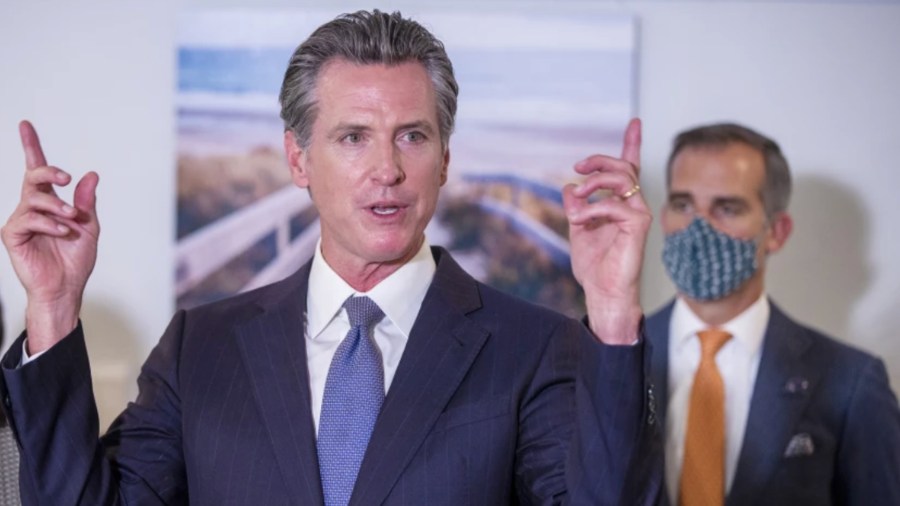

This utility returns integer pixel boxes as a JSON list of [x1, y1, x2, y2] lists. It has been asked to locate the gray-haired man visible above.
[[1, 11, 660, 505]]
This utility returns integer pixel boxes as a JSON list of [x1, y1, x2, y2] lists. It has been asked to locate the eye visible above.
[[401, 131, 426, 143], [715, 202, 744, 217], [668, 197, 692, 213], [342, 132, 363, 144]]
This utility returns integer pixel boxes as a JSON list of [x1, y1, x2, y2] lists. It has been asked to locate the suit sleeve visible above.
[[513, 317, 663, 505], [0, 312, 191, 505], [834, 356, 900, 505], [565, 320, 664, 505]]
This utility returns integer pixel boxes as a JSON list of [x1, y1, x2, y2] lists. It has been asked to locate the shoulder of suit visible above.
[[770, 303, 883, 369], [431, 248, 578, 343], [477, 278, 572, 323]]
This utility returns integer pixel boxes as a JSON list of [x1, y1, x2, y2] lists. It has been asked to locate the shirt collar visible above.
[[671, 293, 770, 355], [306, 239, 436, 339]]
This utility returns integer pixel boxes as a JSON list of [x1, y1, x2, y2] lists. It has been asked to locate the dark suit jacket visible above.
[[647, 299, 900, 506], [0, 247, 661, 505]]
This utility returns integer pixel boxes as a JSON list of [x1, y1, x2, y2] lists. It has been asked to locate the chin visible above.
[[363, 235, 422, 264]]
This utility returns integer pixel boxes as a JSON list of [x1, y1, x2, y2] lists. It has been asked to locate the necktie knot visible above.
[[344, 296, 384, 330], [697, 328, 732, 358]]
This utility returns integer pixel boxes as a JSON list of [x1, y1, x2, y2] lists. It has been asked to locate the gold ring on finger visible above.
[[620, 184, 641, 199]]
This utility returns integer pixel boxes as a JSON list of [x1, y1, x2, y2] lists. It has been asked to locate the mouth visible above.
[[367, 201, 408, 218], [371, 205, 401, 216]]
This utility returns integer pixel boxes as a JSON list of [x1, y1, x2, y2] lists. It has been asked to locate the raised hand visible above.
[[0, 120, 100, 353], [563, 118, 651, 344]]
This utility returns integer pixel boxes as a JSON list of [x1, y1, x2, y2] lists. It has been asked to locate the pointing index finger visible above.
[[20, 120, 48, 170], [621, 118, 641, 174]]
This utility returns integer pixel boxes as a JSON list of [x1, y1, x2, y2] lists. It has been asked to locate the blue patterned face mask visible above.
[[662, 217, 759, 301]]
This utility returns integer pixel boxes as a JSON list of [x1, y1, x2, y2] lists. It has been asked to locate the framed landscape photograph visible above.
[[175, 9, 637, 317]]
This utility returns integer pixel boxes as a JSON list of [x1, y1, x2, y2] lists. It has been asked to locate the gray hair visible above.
[[279, 9, 459, 149], [665, 122, 792, 220]]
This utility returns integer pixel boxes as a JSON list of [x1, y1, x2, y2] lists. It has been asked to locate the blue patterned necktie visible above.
[[317, 296, 385, 506]]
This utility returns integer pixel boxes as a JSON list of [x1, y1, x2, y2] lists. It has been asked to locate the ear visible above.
[[284, 130, 310, 188], [765, 211, 793, 254], [439, 146, 450, 186]]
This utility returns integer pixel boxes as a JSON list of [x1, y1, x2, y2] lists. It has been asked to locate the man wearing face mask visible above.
[[645, 122, 900, 506]]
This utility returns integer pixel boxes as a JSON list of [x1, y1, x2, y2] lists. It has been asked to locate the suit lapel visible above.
[[351, 248, 490, 506], [235, 264, 324, 506], [727, 303, 819, 506]]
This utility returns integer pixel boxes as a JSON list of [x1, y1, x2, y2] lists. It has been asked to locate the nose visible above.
[[692, 208, 711, 222], [371, 141, 405, 186]]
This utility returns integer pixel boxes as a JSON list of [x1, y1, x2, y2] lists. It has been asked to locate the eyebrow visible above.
[[667, 191, 692, 202], [396, 120, 437, 136], [711, 196, 749, 207], [667, 192, 750, 210], [327, 122, 371, 139]]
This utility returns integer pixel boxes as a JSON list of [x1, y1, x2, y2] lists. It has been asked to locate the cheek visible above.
[[733, 216, 769, 242], [417, 180, 441, 212], [719, 225, 758, 243], [308, 164, 352, 194], [411, 175, 443, 221], [407, 156, 447, 192]]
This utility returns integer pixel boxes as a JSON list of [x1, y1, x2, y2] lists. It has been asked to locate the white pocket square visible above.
[[784, 432, 815, 457]]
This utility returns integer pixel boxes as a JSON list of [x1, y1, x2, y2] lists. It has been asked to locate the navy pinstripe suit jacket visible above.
[[1, 247, 662, 505]]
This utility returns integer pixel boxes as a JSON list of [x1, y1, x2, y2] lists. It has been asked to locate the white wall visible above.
[[2, 0, 899, 426]]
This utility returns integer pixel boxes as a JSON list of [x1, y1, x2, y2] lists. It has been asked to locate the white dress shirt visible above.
[[305, 240, 435, 434], [665, 294, 769, 501]]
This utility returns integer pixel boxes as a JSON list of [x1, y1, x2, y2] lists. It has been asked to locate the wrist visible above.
[[584, 292, 642, 345], [25, 298, 81, 354]]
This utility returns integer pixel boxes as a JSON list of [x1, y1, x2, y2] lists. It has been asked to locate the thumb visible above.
[[564, 182, 595, 225], [73, 171, 100, 227]]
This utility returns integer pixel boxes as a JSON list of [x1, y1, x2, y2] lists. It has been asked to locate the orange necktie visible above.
[[680, 329, 732, 506]]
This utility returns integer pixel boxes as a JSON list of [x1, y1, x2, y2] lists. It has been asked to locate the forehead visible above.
[[313, 58, 437, 120], [669, 142, 766, 198]]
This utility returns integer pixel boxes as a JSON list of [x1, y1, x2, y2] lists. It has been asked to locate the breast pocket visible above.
[[768, 425, 837, 503]]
